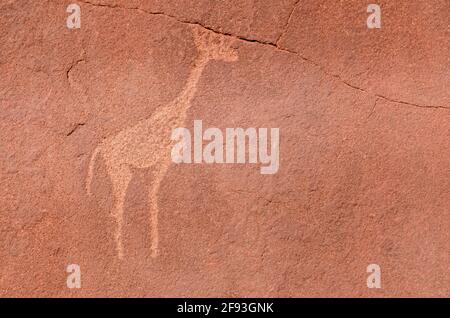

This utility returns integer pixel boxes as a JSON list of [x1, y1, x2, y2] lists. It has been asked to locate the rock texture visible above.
[[0, 0, 448, 297]]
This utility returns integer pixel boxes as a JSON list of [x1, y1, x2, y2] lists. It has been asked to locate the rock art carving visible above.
[[86, 27, 239, 259]]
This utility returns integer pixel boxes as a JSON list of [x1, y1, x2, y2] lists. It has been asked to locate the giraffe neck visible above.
[[144, 55, 210, 129], [168, 57, 209, 118]]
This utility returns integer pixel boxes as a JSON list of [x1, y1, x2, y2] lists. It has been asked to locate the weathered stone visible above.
[[0, 0, 448, 297]]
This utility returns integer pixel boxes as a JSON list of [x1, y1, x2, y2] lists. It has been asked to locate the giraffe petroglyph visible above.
[[86, 26, 239, 259]]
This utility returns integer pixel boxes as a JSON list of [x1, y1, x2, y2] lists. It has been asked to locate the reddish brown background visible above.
[[0, 0, 449, 297]]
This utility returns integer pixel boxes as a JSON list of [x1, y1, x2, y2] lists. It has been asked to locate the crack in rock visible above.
[[276, 0, 301, 45], [66, 123, 86, 136], [66, 59, 84, 79], [79, 0, 449, 111]]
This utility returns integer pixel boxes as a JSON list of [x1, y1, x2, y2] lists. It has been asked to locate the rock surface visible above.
[[0, 0, 448, 297]]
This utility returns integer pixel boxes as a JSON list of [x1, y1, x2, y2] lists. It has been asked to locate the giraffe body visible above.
[[87, 27, 238, 259]]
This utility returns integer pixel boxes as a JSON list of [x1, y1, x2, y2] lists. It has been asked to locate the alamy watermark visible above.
[[367, 264, 381, 288], [66, 4, 81, 29], [171, 120, 280, 174], [367, 4, 381, 29], [66, 264, 81, 289]]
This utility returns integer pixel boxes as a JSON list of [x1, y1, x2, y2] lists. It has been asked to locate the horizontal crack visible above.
[[79, 0, 449, 111], [375, 94, 449, 111]]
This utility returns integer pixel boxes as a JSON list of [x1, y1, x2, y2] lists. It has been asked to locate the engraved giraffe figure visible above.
[[86, 27, 238, 259]]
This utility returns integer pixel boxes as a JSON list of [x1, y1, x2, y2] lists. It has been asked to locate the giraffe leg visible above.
[[109, 164, 133, 259], [149, 164, 170, 258]]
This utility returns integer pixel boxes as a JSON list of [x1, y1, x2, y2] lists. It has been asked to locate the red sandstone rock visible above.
[[0, 0, 448, 297]]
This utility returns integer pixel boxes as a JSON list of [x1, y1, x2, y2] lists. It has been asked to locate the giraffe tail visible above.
[[86, 146, 100, 196]]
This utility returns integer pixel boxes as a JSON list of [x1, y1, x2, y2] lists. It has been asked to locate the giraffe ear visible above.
[[191, 26, 204, 42]]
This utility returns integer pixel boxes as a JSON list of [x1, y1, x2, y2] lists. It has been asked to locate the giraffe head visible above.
[[192, 27, 239, 62]]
